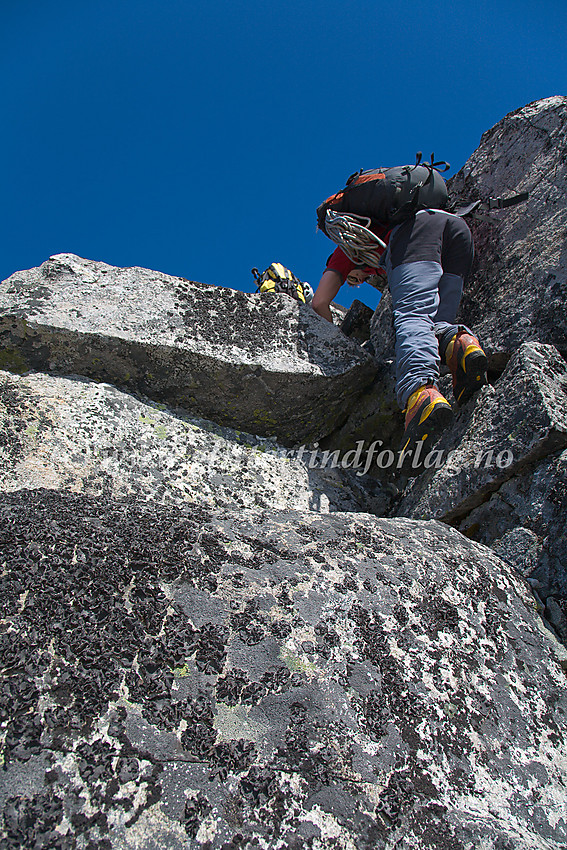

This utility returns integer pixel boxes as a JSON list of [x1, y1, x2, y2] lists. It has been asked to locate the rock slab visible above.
[[1, 489, 566, 849], [0, 254, 377, 445], [449, 96, 567, 362], [396, 342, 567, 523], [0, 369, 386, 514], [457, 448, 567, 599]]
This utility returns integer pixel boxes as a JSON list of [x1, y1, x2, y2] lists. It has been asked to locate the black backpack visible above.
[[317, 153, 450, 234]]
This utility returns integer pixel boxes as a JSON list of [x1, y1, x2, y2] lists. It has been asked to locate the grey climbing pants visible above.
[[383, 209, 474, 408]]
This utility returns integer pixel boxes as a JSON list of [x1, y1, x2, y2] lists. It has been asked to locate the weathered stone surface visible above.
[[1, 489, 566, 849], [449, 96, 567, 362], [319, 373, 403, 485], [0, 253, 377, 446], [458, 449, 567, 598], [369, 289, 397, 373], [340, 299, 374, 343], [349, 290, 408, 468], [546, 598, 567, 645], [2, 99, 567, 850], [395, 342, 567, 523], [0, 369, 389, 515], [490, 526, 543, 577], [329, 300, 348, 325]]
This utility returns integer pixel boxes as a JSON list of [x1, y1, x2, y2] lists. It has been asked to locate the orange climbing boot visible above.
[[445, 330, 488, 406], [400, 384, 453, 470]]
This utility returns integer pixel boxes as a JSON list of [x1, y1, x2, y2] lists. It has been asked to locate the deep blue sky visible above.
[[1, 0, 565, 311]]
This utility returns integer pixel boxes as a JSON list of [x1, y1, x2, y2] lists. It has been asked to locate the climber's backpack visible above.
[[252, 262, 312, 304], [317, 153, 451, 235], [316, 152, 529, 267]]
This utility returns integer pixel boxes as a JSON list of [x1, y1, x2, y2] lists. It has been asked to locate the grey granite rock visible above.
[[0, 369, 391, 515], [395, 342, 567, 523], [449, 96, 567, 363], [458, 448, 567, 597], [0, 253, 377, 446], [1, 489, 566, 849], [490, 527, 543, 577], [369, 289, 397, 373], [545, 598, 567, 644], [340, 299, 374, 343], [2, 98, 567, 850], [318, 373, 403, 486]]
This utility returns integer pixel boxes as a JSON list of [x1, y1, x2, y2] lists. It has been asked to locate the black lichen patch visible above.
[[179, 693, 217, 757], [375, 769, 415, 827], [239, 765, 280, 806], [0, 383, 50, 464], [184, 792, 212, 838], [231, 766, 290, 846], [174, 284, 275, 356], [374, 768, 453, 844], [350, 604, 391, 668], [241, 534, 295, 565], [418, 595, 460, 639], [313, 618, 341, 659], [195, 622, 230, 673], [0, 489, 213, 843], [334, 574, 359, 594], [208, 740, 258, 782], [230, 600, 267, 646], [2, 789, 67, 850], [73, 739, 163, 828], [273, 702, 356, 796], [216, 669, 266, 706], [269, 619, 293, 639], [350, 604, 428, 746], [355, 690, 388, 741], [2, 734, 162, 849], [405, 801, 467, 850]]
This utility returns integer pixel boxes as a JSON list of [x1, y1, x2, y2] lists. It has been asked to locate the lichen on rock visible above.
[[1, 490, 566, 849]]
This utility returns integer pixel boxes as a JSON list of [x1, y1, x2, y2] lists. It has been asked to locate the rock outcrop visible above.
[[0, 369, 388, 515], [395, 342, 567, 523], [1, 98, 567, 849], [1, 489, 566, 849], [363, 97, 567, 602], [368, 96, 567, 372], [449, 96, 567, 364], [0, 253, 377, 446]]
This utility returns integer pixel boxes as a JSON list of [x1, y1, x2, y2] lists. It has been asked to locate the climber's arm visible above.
[[311, 269, 343, 323]]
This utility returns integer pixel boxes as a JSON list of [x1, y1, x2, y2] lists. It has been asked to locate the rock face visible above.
[[340, 299, 374, 343], [392, 341, 567, 605], [0, 369, 387, 515], [1, 489, 566, 850], [0, 253, 377, 446], [450, 96, 567, 364], [1, 98, 567, 850], [395, 342, 567, 523], [362, 98, 567, 606], [458, 450, 567, 598]]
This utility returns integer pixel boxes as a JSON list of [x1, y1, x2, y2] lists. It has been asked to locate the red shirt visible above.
[[325, 228, 390, 282]]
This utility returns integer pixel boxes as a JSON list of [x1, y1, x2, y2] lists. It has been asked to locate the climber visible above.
[[312, 204, 488, 463]]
